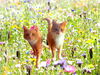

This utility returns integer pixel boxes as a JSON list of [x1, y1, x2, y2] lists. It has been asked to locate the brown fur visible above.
[[23, 25, 42, 68], [44, 18, 67, 60]]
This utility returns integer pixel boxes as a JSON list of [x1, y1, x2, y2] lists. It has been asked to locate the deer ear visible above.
[[34, 26, 39, 32], [23, 26, 28, 31], [60, 21, 67, 27], [52, 20, 57, 25]]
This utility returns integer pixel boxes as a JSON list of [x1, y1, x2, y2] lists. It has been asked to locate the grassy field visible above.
[[0, 0, 100, 75]]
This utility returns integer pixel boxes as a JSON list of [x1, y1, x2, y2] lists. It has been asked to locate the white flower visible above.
[[15, 64, 21, 68], [67, 61, 74, 65], [39, 61, 47, 68], [0, 58, 2, 62], [0, 15, 4, 19], [96, 22, 100, 27]]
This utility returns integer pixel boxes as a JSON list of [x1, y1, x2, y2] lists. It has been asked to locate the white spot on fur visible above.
[[55, 33, 64, 48], [28, 40, 37, 45]]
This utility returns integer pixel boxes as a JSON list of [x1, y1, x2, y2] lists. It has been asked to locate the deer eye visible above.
[[32, 33, 35, 36], [26, 33, 29, 36], [54, 28, 58, 31], [61, 29, 63, 31]]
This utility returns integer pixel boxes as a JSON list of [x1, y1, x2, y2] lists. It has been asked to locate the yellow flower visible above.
[[10, 25, 20, 29], [24, 20, 28, 23], [3, 66, 10, 72], [29, 58, 36, 62], [2, 72, 7, 75], [78, 29, 85, 34], [59, 70, 63, 72], [66, 37, 70, 40], [48, 13, 53, 16], [38, 12, 42, 15], [86, 39, 94, 43], [87, 64, 94, 68]]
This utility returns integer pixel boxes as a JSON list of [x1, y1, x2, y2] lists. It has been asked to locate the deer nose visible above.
[[57, 32, 60, 34]]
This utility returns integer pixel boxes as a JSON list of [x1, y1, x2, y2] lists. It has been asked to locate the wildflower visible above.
[[24, 0, 30, 3], [39, 59, 51, 68], [7, 72, 12, 74], [0, 57, 2, 62], [39, 61, 47, 68], [46, 59, 51, 66], [67, 61, 74, 65], [0, 15, 4, 19], [83, 68, 92, 74], [87, 64, 94, 69], [69, 25, 74, 28], [26, 51, 30, 54], [26, 65, 32, 75], [11, 25, 20, 29], [29, 58, 36, 62], [98, 39, 100, 43], [81, 53, 86, 58], [32, 20, 36, 23], [86, 39, 94, 43], [53, 59, 67, 69], [12, 55, 16, 60], [89, 28, 92, 32], [76, 60, 83, 67], [95, 22, 100, 27], [67, 13, 74, 18], [15, 64, 21, 68], [0, 42, 5, 45], [47, 0, 51, 2], [73, 72, 77, 75], [86, 18, 92, 21], [64, 65, 76, 73], [71, 9, 75, 12], [0, 27, 4, 30], [26, 60, 29, 62]]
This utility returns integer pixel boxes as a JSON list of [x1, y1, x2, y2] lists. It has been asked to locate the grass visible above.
[[0, 0, 100, 75]]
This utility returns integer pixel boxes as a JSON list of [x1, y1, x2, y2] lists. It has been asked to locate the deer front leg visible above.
[[51, 47, 56, 61], [36, 50, 41, 68], [58, 47, 62, 59]]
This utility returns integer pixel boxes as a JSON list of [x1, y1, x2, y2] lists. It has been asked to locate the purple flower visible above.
[[32, 20, 36, 23], [53, 59, 67, 69], [89, 28, 92, 32], [24, 0, 30, 3], [26, 51, 30, 54], [47, 0, 51, 2], [0, 42, 5, 45], [26, 60, 29, 62], [81, 53, 86, 58], [86, 18, 92, 21], [71, 9, 75, 12], [77, 60, 83, 67], [73, 72, 77, 75], [83, 68, 92, 74]]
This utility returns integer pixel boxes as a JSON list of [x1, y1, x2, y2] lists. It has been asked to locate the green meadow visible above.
[[0, 0, 100, 75]]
